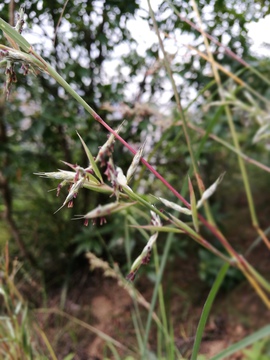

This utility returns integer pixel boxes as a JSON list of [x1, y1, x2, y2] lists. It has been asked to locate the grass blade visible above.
[[210, 325, 270, 360], [191, 263, 229, 360], [0, 18, 31, 52], [189, 177, 199, 232], [76, 131, 103, 183], [129, 225, 184, 233]]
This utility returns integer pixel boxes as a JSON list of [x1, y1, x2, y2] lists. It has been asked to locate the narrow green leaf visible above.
[[130, 225, 184, 233], [169, 214, 198, 237], [142, 233, 174, 358], [83, 182, 115, 194], [76, 132, 103, 183], [131, 311, 144, 355], [189, 177, 199, 232], [191, 263, 229, 360], [0, 18, 31, 52], [85, 173, 100, 185], [210, 325, 270, 360]]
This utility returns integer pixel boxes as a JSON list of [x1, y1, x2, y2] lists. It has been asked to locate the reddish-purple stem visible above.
[[94, 113, 190, 207], [94, 112, 249, 270]]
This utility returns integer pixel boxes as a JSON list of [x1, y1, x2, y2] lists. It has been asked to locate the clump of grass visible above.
[[0, 244, 55, 359]]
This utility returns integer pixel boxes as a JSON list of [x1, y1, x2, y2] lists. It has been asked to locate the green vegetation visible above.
[[0, 0, 270, 358]]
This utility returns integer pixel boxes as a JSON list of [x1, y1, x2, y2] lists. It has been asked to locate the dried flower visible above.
[[158, 173, 225, 216], [74, 201, 135, 224], [127, 212, 161, 281], [126, 140, 146, 184], [196, 172, 225, 209], [158, 197, 192, 215], [95, 121, 125, 166], [54, 177, 85, 213], [34, 170, 77, 181]]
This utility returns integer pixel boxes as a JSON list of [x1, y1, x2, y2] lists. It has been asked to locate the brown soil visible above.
[[31, 241, 270, 360]]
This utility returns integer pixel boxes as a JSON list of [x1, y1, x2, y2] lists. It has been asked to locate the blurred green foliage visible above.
[[198, 248, 244, 290], [0, 0, 270, 289], [242, 338, 270, 359]]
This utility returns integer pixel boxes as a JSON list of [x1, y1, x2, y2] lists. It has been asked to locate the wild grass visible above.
[[0, 1, 270, 359]]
